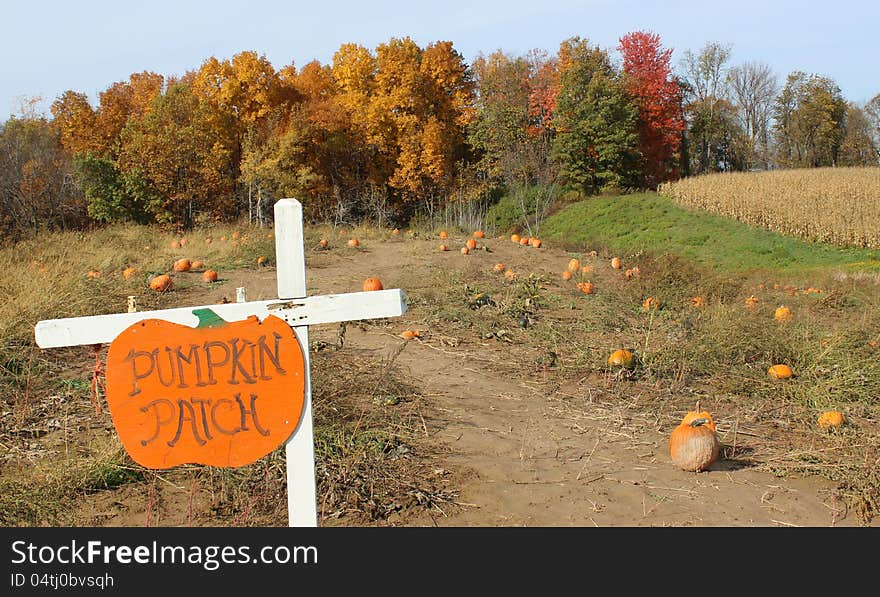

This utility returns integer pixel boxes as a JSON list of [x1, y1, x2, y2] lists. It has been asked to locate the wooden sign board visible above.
[[104, 313, 305, 469]]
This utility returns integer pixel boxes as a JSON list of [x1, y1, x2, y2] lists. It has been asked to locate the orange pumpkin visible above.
[[817, 411, 845, 429], [768, 364, 793, 379], [568, 258, 580, 272], [493, 263, 506, 273], [473, 230, 485, 239], [774, 306, 792, 321], [519, 237, 529, 246], [580, 265, 594, 275], [691, 296, 705, 307], [173, 258, 192, 272], [363, 277, 384, 291], [191, 260, 205, 270], [588, 250, 598, 258], [219, 236, 227, 242], [202, 270, 218, 283], [562, 270, 573, 280], [611, 257, 622, 269], [171, 257, 192, 272], [532, 239, 542, 248], [439, 231, 448, 239], [319, 239, 329, 248], [204, 237, 213, 245], [347, 238, 360, 248], [87, 270, 101, 279], [577, 281, 595, 294], [149, 274, 173, 292], [392, 228, 400, 235], [607, 349, 634, 369], [104, 312, 306, 469], [745, 295, 760, 309], [439, 244, 449, 252], [461, 246, 470, 255], [669, 417, 720, 472], [503, 269, 517, 280], [256, 255, 268, 266], [511, 234, 521, 243], [400, 330, 421, 340], [122, 267, 137, 280], [231, 231, 241, 240], [466, 238, 477, 250]]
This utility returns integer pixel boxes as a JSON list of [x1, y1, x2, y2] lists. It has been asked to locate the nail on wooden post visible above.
[[127, 296, 137, 313], [236, 287, 247, 303]]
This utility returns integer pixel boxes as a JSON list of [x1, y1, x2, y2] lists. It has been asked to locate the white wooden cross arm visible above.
[[34, 290, 407, 349], [32, 199, 407, 528]]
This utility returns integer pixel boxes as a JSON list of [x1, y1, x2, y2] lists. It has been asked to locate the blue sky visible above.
[[2, 0, 877, 119]]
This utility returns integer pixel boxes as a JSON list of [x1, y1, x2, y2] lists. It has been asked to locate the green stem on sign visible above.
[[193, 308, 227, 329]]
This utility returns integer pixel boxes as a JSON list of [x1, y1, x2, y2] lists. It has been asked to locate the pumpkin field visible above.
[[2, 191, 880, 527]]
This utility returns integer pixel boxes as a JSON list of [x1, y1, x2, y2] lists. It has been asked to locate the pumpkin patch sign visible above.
[[34, 199, 408, 526], [104, 311, 306, 469]]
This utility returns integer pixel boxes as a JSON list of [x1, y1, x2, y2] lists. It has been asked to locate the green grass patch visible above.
[[542, 192, 880, 272]]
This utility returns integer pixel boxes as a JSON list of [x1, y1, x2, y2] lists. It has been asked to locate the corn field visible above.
[[658, 167, 880, 249]]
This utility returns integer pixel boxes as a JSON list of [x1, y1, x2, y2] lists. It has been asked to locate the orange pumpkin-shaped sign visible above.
[[104, 311, 306, 469]]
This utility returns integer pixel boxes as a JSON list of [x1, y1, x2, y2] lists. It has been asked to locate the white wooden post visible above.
[[33, 198, 407, 528], [274, 199, 317, 527]]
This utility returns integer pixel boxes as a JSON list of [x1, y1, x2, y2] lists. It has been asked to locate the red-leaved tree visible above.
[[618, 31, 685, 187]]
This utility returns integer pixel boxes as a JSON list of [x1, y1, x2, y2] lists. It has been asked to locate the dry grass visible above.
[[658, 167, 880, 249]]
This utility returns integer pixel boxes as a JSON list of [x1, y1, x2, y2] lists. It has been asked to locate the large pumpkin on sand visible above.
[[104, 312, 305, 469], [669, 401, 721, 472]]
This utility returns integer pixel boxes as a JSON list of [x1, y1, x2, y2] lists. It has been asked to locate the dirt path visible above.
[[185, 233, 866, 527]]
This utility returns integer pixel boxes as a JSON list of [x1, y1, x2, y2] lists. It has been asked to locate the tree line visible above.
[[1, 32, 878, 239]]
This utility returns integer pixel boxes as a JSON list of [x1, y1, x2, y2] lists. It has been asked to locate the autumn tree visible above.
[[772, 71, 847, 168], [242, 60, 363, 222], [193, 51, 283, 221], [864, 93, 880, 163], [552, 37, 639, 194], [92, 71, 165, 156], [469, 50, 532, 185], [0, 114, 85, 237], [468, 49, 561, 233], [679, 42, 741, 173], [192, 51, 281, 127], [839, 102, 879, 166], [726, 61, 777, 169], [50, 91, 98, 156], [116, 83, 237, 227], [618, 30, 685, 187], [358, 37, 475, 221]]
